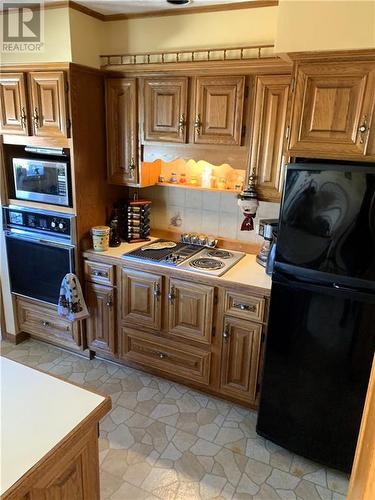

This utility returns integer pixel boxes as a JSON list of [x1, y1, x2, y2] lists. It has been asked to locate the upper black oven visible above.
[[9, 146, 72, 207]]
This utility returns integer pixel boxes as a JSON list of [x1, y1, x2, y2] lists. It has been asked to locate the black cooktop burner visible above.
[[189, 258, 225, 270], [207, 249, 233, 259]]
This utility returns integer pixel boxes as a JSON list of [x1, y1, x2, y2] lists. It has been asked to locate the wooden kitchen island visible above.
[[0, 357, 111, 499]]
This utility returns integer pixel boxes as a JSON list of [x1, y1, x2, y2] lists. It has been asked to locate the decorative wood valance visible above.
[[100, 44, 275, 69]]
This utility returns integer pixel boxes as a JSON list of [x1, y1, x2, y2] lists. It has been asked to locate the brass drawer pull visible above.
[[20, 107, 27, 128], [158, 351, 168, 360], [233, 302, 256, 312], [153, 282, 161, 298], [168, 285, 176, 303], [223, 324, 230, 343], [128, 157, 136, 174], [194, 114, 202, 135], [358, 115, 369, 144], [42, 320, 50, 327], [32, 107, 39, 128], [106, 297, 113, 308], [92, 270, 108, 278], [178, 114, 186, 134]]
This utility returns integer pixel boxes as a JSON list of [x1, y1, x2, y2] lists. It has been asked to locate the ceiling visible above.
[[72, 0, 259, 16]]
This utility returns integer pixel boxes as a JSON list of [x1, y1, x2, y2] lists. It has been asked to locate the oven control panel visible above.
[[3, 206, 74, 239]]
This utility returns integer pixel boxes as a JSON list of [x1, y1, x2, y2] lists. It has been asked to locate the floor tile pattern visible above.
[[1, 339, 349, 499]]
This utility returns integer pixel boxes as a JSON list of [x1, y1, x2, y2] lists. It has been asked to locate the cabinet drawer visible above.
[[84, 260, 114, 286], [16, 297, 80, 347], [120, 328, 211, 385], [224, 291, 265, 322]]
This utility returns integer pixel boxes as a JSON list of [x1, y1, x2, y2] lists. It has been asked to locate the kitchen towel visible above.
[[58, 273, 89, 322]]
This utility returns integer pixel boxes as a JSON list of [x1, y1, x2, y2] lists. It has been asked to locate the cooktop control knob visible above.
[[50, 220, 57, 228], [58, 221, 65, 230]]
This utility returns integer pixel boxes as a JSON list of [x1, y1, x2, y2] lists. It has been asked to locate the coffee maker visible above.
[[256, 219, 278, 268]]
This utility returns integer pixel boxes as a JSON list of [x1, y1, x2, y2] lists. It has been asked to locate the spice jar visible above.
[[179, 173, 187, 184]]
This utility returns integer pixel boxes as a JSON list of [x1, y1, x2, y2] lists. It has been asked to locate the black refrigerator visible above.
[[256, 162, 375, 473]]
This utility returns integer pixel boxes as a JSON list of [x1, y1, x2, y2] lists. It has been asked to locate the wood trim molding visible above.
[[42, 0, 278, 22], [288, 48, 375, 62]]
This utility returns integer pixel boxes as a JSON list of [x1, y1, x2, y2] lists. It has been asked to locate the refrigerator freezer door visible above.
[[276, 164, 375, 283], [256, 274, 375, 472]]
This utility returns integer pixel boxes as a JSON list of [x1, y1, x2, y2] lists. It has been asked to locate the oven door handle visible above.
[[4, 230, 74, 249]]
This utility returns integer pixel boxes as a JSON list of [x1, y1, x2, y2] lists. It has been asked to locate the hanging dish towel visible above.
[[58, 273, 89, 322]]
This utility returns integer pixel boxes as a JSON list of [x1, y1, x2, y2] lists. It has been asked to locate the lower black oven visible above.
[[3, 206, 76, 304]]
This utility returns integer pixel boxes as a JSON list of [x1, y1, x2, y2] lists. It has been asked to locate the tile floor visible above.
[[1, 339, 350, 500]]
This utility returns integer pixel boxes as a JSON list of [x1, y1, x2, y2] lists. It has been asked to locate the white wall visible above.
[[276, 0, 375, 53], [0, 7, 72, 65], [102, 6, 278, 55]]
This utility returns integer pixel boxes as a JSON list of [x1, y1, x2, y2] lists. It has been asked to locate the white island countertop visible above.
[[83, 238, 272, 294], [0, 357, 109, 496]]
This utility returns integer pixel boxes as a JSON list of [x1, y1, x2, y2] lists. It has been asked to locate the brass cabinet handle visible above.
[[153, 282, 161, 298], [168, 285, 176, 303], [223, 324, 230, 343], [128, 157, 136, 174], [158, 352, 167, 360], [178, 114, 186, 135], [233, 302, 256, 312], [42, 320, 50, 327], [194, 114, 202, 135], [106, 296, 113, 308], [358, 115, 369, 144], [93, 270, 108, 278], [32, 107, 39, 128], [20, 107, 27, 129]]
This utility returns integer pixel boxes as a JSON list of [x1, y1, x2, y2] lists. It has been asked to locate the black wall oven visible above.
[[3, 206, 76, 304]]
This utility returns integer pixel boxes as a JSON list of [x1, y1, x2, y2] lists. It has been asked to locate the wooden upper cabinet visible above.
[[250, 75, 290, 202], [193, 75, 245, 145], [289, 61, 375, 158], [121, 268, 162, 331], [28, 71, 68, 138], [0, 73, 28, 135], [106, 78, 138, 185], [86, 282, 115, 356], [143, 77, 188, 143], [220, 316, 263, 403], [168, 278, 214, 344]]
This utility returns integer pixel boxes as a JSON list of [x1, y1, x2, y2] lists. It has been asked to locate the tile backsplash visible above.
[[141, 186, 280, 246]]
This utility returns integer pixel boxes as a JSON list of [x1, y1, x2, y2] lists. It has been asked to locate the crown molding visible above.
[[42, 0, 277, 22]]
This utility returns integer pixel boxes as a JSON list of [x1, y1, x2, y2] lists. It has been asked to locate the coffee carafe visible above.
[[256, 219, 278, 268]]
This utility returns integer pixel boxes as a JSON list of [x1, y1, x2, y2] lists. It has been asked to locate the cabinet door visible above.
[[194, 75, 245, 145], [250, 75, 290, 202], [220, 317, 263, 403], [289, 62, 375, 157], [143, 77, 188, 143], [0, 73, 29, 135], [168, 278, 214, 344], [121, 268, 162, 330], [106, 78, 138, 185], [86, 282, 115, 355], [28, 71, 68, 137]]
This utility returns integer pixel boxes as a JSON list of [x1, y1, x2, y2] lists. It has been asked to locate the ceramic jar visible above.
[[91, 226, 110, 252]]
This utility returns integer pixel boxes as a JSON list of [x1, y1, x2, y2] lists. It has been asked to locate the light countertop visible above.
[[83, 238, 272, 293], [0, 357, 108, 496]]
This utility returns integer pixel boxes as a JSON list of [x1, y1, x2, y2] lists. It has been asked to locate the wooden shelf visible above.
[[156, 182, 241, 194]]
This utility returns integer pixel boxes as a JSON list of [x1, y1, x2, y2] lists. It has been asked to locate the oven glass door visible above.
[[6, 234, 74, 304], [13, 158, 70, 207]]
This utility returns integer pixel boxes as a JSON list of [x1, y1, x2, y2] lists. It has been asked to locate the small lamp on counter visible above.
[[237, 169, 259, 231]]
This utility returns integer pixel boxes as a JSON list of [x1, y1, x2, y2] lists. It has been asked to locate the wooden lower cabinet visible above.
[[120, 327, 211, 385], [16, 296, 81, 350], [4, 424, 103, 500], [168, 278, 214, 344], [86, 282, 115, 356], [120, 268, 162, 330], [220, 316, 263, 404]]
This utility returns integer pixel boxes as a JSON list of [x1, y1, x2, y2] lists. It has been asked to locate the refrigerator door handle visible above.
[[333, 283, 362, 293]]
